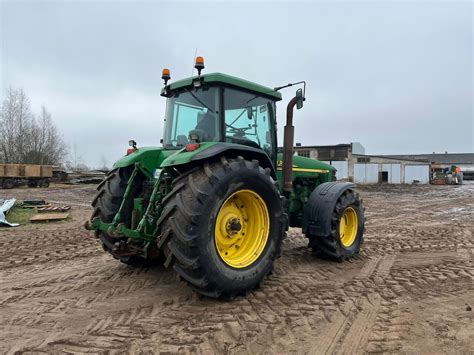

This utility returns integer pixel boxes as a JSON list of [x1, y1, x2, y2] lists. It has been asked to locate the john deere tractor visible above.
[[86, 57, 365, 298]]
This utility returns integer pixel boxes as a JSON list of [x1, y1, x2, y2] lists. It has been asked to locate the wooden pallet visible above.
[[37, 206, 71, 213], [30, 213, 69, 222]]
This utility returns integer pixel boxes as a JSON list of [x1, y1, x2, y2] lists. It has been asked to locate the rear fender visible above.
[[302, 182, 355, 236], [161, 142, 277, 179]]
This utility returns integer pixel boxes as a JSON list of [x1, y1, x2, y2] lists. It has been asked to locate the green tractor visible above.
[[86, 57, 365, 298]]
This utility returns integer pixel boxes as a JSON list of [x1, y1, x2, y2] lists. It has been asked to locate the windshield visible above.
[[163, 87, 220, 148]]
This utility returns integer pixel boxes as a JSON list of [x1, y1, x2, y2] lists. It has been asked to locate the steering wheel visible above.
[[225, 123, 252, 136]]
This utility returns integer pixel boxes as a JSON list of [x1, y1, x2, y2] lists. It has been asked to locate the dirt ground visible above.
[[1, 182, 473, 354]]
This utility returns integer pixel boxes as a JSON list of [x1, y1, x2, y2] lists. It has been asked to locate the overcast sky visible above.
[[1, 0, 472, 168]]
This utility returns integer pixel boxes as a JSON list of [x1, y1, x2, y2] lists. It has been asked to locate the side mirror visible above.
[[247, 106, 253, 119], [296, 88, 304, 110]]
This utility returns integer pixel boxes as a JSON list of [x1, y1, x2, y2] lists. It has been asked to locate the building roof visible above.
[[384, 153, 474, 165], [293, 143, 352, 149], [161, 72, 282, 100], [352, 154, 430, 163]]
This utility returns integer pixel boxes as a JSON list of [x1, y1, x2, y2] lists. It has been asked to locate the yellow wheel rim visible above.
[[339, 207, 358, 247], [214, 189, 270, 268]]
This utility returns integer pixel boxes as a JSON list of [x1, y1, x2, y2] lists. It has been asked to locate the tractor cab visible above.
[[160, 68, 282, 164]]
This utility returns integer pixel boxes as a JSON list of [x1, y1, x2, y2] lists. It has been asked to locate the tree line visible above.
[[0, 87, 67, 165]]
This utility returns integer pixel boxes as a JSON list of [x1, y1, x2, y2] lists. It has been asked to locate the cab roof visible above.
[[161, 72, 282, 101]]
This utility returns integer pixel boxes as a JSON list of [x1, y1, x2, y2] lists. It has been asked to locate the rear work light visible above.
[[185, 143, 200, 152]]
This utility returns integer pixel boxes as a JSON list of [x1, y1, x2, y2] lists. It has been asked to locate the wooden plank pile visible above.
[[19, 200, 71, 222]]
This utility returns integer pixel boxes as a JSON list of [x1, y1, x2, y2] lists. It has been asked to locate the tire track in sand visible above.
[[310, 253, 394, 354]]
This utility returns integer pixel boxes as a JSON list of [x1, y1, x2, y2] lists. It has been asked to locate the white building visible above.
[[293, 142, 431, 184]]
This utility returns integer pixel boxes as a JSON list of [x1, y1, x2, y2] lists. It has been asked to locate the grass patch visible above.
[[4, 207, 36, 225]]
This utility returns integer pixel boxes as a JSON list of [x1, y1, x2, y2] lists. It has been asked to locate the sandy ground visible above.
[[1, 182, 473, 354]]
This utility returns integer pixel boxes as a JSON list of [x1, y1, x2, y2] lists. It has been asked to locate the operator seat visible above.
[[192, 111, 217, 142]]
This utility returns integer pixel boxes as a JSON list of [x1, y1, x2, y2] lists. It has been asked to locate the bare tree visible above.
[[0, 88, 16, 162], [71, 142, 82, 169], [0, 87, 32, 163], [15, 89, 32, 162], [0, 87, 68, 165], [26, 106, 67, 165]]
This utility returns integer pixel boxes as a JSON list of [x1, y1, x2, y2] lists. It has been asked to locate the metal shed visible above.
[[329, 161, 349, 180], [381, 163, 401, 184], [404, 165, 430, 184], [354, 163, 379, 184], [350, 155, 430, 184]]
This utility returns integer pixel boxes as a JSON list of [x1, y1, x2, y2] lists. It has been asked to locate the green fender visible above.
[[160, 142, 277, 178], [113, 147, 177, 177], [113, 142, 277, 179]]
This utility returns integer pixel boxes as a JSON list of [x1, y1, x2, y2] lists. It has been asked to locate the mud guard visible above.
[[163, 142, 277, 180], [195, 144, 276, 177], [302, 182, 356, 237]]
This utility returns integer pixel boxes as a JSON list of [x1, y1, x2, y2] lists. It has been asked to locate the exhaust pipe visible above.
[[282, 96, 299, 196]]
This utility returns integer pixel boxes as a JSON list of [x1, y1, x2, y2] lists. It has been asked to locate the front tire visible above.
[[306, 189, 365, 261], [160, 157, 286, 298], [91, 167, 150, 266]]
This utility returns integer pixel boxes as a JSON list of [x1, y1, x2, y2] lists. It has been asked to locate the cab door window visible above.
[[223, 88, 275, 159]]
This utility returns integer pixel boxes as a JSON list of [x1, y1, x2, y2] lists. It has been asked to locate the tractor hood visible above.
[[113, 146, 177, 177], [277, 153, 335, 174]]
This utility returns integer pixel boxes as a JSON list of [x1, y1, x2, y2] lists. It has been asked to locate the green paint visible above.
[[114, 142, 227, 175], [275, 154, 335, 226], [275, 153, 335, 190], [89, 217, 155, 242], [161, 72, 282, 100], [160, 142, 220, 167], [113, 147, 178, 175], [112, 165, 139, 225], [113, 143, 226, 171]]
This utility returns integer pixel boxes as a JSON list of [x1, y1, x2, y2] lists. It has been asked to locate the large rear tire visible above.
[[306, 189, 365, 261], [159, 157, 286, 298], [91, 167, 151, 266]]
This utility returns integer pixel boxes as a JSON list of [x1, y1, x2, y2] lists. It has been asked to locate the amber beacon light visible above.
[[162, 68, 171, 85], [195, 56, 205, 75]]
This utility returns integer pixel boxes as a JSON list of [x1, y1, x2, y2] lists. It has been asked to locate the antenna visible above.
[[191, 48, 197, 77]]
